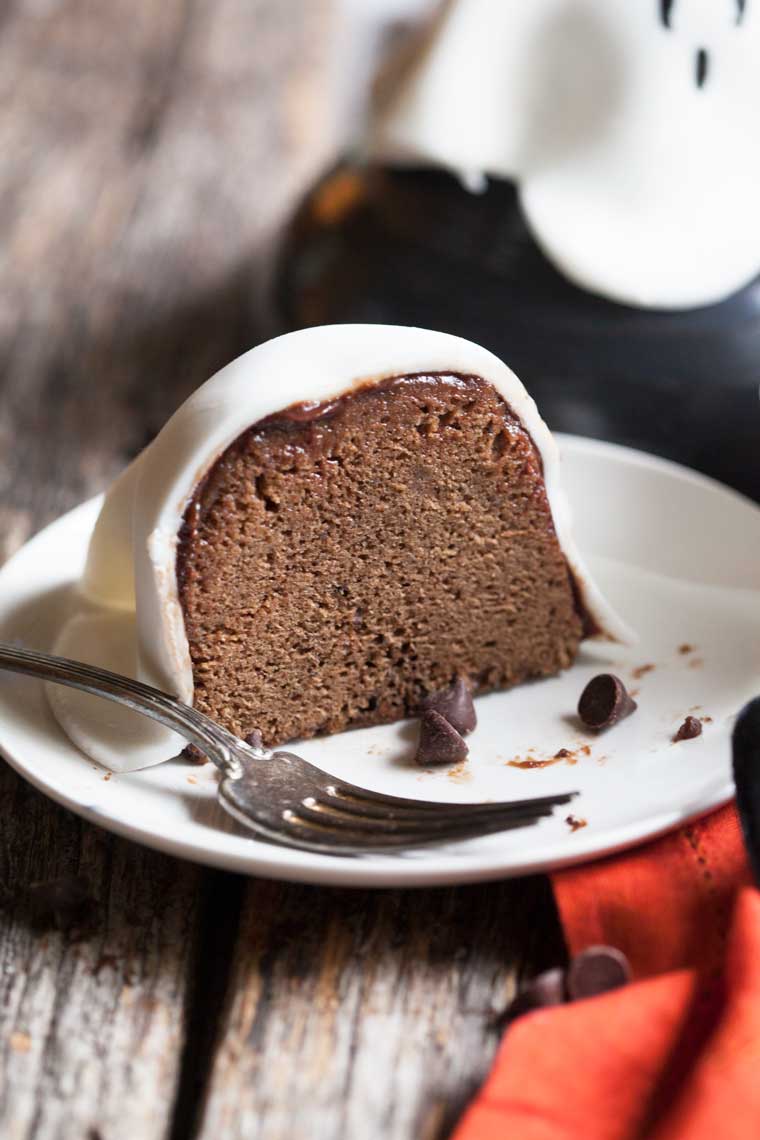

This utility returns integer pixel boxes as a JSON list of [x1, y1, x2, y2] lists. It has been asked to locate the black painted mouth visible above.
[[695, 47, 709, 89]]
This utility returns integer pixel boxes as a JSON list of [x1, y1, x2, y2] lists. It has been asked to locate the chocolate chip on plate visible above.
[[566, 946, 632, 1001], [420, 676, 477, 736], [415, 709, 469, 767], [181, 743, 207, 765], [578, 674, 637, 732], [673, 715, 702, 743]]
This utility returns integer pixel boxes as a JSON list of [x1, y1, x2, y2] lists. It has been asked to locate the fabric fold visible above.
[[454, 805, 758, 1140]]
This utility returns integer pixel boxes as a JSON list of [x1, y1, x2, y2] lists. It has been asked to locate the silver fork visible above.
[[0, 643, 577, 856]]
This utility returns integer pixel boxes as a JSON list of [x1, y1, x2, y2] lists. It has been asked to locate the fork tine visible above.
[[292, 799, 562, 835], [220, 748, 577, 856], [267, 754, 569, 815], [327, 782, 577, 817], [307, 790, 575, 826], [268, 751, 575, 817], [275, 808, 554, 852]]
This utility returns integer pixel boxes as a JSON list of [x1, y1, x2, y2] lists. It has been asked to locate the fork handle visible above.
[[0, 641, 243, 778]]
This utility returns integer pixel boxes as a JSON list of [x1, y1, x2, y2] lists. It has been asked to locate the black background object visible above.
[[277, 165, 760, 503], [733, 698, 760, 885]]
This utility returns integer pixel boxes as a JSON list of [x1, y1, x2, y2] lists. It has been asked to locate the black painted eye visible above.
[[662, 0, 748, 30], [660, 0, 676, 29]]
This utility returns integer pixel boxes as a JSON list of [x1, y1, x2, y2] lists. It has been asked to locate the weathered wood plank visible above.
[[0, 762, 205, 1140], [0, 1, 333, 1136], [197, 877, 564, 1140], [0, 0, 333, 529]]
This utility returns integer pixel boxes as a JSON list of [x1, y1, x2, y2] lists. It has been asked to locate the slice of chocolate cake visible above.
[[177, 374, 587, 744], [49, 325, 630, 770]]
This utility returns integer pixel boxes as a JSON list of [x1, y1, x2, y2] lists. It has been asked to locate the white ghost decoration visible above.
[[368, 0, 760, 309]]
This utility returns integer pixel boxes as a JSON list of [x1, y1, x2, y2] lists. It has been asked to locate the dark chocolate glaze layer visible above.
[[277, 164, 760, 502]]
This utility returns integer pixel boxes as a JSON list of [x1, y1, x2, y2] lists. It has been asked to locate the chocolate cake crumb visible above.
[[420, 676, 477, 735], [554, 748, 572, 759], [181, 743, 207, 765], [566, 947, 631, 1000], [415, 710, 468, 767], [565, 814, 588, 832], [678, 644, 695, 655], [244, 730, 265, 753], [509, 754, 573, 769], [673, 716, 702, 742], [578, 674, 637, 732], [632, 663, 655, 680]]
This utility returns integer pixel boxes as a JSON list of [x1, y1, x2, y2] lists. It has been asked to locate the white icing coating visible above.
[[368, 0, 760, 309], [51, 324, 632, 771]]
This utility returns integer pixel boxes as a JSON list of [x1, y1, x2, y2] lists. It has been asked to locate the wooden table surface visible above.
[[0, 3, 565, 1137]]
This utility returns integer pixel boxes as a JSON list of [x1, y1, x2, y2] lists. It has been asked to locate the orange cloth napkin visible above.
[[454, 805, 760, 1140]]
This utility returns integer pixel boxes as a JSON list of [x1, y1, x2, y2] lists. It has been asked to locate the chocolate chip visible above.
[[415, 710, 469, 767], [25, 875, 98, 933], [420, 676, 477, 735], [578, 674, 637, 731], [673, 715, 702, 742], [566, 946, 631, 1000], [244, 729, 265, 752], [181, 743, 207, 765], [502, 967, 567, 1022]]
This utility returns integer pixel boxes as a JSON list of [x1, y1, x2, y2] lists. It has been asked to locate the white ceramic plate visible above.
[[1, 436, 759, 886]]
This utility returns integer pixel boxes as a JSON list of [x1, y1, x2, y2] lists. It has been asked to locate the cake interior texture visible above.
[[177, 373, 585, 746]]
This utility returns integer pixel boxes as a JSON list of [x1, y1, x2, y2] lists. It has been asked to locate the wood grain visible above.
[[0, 2, 333, 1137], [0, 761, 204, 1140], [0, 0, 333, 533], [198, 877, 564, 1140]]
